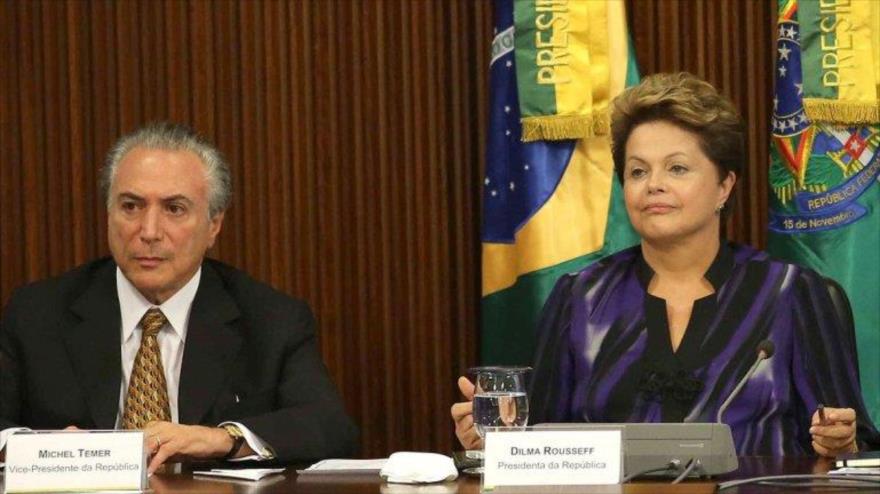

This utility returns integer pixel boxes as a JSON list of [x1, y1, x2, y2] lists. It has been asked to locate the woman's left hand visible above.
[[810, 407, 858, 457]]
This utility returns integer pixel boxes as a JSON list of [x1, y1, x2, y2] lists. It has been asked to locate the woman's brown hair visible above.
[[610, 72, 745, 208]]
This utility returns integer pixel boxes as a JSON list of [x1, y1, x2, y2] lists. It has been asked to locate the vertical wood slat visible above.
[[88, 1, 113, 255], [0, 0, 24, 291], [348, 0, 372, 453], [164, 0, 191, 124], [1, 0, 776, 457], [66, 0, 91, 266], [41, 0, 69, 275], [19, 0, 49, 282]]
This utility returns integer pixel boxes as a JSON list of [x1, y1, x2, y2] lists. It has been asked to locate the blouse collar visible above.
[[635, 241, 735, 290]]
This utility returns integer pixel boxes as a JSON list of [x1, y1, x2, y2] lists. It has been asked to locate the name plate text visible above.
[[5, 430, 147, 493], [483, 429, 622, 489]]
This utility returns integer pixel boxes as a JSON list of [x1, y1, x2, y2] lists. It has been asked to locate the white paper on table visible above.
[[193, 468, 286, 481], [297, 458, 388, 474], [829, 467, 880, 475]]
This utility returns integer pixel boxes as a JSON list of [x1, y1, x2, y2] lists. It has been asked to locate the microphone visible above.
[[716, 340, 775, 423]]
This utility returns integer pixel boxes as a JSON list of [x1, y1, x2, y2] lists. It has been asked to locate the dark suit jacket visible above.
[[0, 257, 358, 463]]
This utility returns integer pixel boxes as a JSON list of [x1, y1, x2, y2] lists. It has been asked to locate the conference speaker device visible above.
[[535, 422, 737, 477], [535, 339, 776, 478]]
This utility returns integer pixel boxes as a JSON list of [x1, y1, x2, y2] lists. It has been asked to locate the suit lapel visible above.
[[65, 261, 122, 429], [178, 262, 242, 425]]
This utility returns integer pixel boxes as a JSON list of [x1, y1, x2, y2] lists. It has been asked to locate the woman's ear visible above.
[[719, 171, 736, 206]]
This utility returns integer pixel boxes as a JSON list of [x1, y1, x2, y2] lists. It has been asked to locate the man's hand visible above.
[[810, 407, 858, 457], [451, 376, 483, 450], [144, 422, 252, 474]]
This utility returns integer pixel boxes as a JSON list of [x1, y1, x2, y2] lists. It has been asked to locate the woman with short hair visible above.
[[453, 72, 879, 456]]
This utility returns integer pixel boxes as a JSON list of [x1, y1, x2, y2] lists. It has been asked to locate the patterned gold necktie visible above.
[[122, 308, 172, 429]]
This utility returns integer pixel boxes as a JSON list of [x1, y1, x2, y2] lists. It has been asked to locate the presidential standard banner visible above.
[[481, 0, 639, 365], [768, 0, 880, 425]]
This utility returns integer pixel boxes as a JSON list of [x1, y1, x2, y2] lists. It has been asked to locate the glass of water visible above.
[[464, 366, 530, 473]]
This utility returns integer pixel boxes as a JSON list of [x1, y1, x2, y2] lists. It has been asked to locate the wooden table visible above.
[[144, 455, 870, 493], [3, 456, 874, 493]]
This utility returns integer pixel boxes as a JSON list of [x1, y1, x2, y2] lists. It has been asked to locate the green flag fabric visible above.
[[769, 0, 880, 425], [481, 0, 639, 365]]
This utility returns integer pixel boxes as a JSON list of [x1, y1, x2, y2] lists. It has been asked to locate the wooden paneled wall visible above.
[[0, 0, 491, 457], [1, 0, 776, 457]]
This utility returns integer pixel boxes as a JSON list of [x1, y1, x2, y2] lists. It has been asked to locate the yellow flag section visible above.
[[800, 0, 880, 123], [516, 0, 611, 142], [483, 0, 630, 296]]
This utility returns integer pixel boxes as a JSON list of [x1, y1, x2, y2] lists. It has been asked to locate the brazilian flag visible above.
[[481, 0, 639, 365], [768, 0, 880, 425]]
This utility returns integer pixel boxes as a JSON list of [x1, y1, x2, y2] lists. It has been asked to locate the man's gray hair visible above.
[[101, 121, 232, 217]]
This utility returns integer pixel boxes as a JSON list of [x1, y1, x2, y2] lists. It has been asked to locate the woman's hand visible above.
[[810, 407, 858, 457], [451, 376, 483, 450]]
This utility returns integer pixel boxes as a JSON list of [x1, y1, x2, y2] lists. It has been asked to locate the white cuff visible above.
[[1, 427, 32, 468], [219, 422, 275, 461]]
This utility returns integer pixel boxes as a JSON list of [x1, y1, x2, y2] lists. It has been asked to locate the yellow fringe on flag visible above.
[[800, 0, 879, 124], [520, 112, 610, 142], [803, 99, 880, 125], [513, 0, 611, 142]]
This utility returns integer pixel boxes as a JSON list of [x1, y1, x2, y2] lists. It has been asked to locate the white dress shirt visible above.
[[115, 267, 272, 461], [115, 266, 196, 425]]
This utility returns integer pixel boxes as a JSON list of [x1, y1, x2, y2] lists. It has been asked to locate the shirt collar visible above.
[[636, 242, 735, 291], [116, 266, 202, 343]]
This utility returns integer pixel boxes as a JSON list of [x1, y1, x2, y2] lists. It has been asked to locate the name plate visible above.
[[483, 428, 622, 489], [5, 430, 147, 493]]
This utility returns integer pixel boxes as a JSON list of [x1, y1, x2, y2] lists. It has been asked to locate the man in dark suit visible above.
[[0, 122, 357, 471]]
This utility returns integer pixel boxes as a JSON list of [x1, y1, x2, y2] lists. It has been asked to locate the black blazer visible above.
[[0, 257, 358, 463]]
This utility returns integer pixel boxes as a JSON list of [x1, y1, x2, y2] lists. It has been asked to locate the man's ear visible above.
[[207, 211, 225, 248]]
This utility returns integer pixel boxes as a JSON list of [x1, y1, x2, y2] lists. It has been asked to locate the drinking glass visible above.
[[463, 366, 530, 474]]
